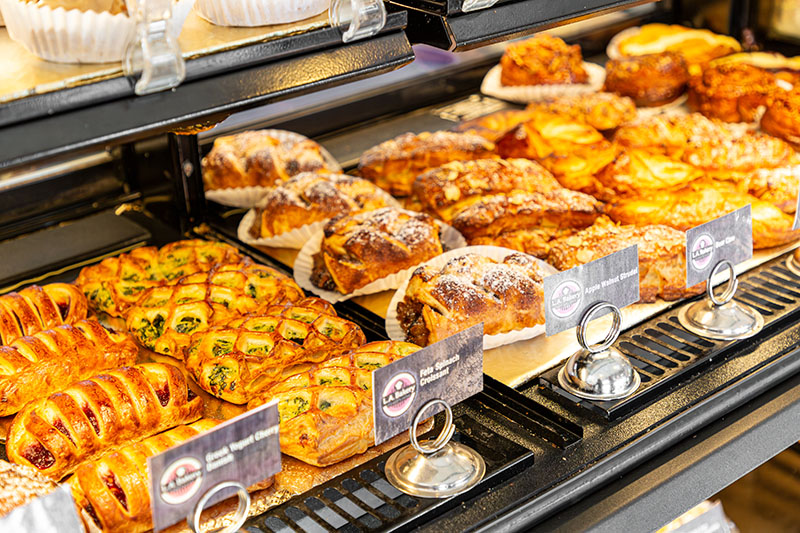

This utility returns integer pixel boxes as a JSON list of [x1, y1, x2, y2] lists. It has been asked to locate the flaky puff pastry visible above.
[[0, 283, 87, 345], [594, 148, 704, 201], [613, 112, 741, 155], [451, 109, 537, 142], [604, 52, 690, 107], [762, 89, 800, 150], [500, 34, 588, 86], [397, 253, 545, 346], [412, 158, 562, 222], [526, 92, 637, 132], [547, 217, 705, 302], [357, 131, 495, 196], [688, 63, 779, 123]]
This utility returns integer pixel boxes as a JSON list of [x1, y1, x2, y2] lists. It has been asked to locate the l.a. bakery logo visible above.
[[551, 280, 583, 318], [691, 233, 715, 271], [381, 372, 417, 418], [159, 456, 203, 505]]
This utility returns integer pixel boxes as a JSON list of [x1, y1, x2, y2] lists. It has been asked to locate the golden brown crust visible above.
[[604, 52, 689, 107], [595, 148, 704, 201], [451, 110, 537, 142], [500, 34, 588, 86], [412, 158, 562, 221], [202, 131, 330, 190], [761, 89, 800, 150], [680, 131, 796, 175], [688, 63, 779, 123], [745, 164, 800, 214], [357, 131, 495, 196], [525, 92, 637, 132], [0, 284, 88, 346], [397, 253, 545, 346], [0, 459, 59, 518], [250, 173, 393, 239], [613, 112, 738, 154], [6, 363, 203, 480], [310, 208, 444, 294], [0, 320, 138, 417]]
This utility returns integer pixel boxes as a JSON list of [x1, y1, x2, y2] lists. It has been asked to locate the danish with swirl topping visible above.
[[0, 283, 88, 345], [6, 363, 203, 480]]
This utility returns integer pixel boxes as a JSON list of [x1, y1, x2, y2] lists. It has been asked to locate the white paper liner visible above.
[[384, 246, 557, 350], [0, 0, 193, 63], [204, 130, 342, 208], [195, 0, 328, 27], [606, 25, 641, 60], [634, 92, 689, 118], [294, 219, 467, 303], [480, 62, 606, 104]]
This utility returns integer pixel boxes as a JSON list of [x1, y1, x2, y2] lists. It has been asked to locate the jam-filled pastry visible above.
[[6, 363, 203, 480], [0, 283, 88, 345], [526, 92, 637, 132], [604, 52, 690, 107], [500, 34, 588, 86], [397, 253, 546, 346]]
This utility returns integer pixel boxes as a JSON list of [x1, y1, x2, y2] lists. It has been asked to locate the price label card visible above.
[[372, 324, 483, 446], [0, 485, 83, 533], [543, 245, 640, 336], [685, 206, 753, 288], [148, 403, 281, 532]]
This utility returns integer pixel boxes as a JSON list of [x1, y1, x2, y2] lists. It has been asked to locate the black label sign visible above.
[[372, 324, 483, 446], [148, 403, 281, 532], [685, 206, 753, 288], [543, 245, 640, 336], [0, 485, 83, 533]]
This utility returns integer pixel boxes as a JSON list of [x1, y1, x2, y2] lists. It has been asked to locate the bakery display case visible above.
[[4, 0, 800, 531]]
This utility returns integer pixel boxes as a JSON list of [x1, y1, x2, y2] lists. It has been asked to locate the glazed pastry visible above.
[[526, 92, 637, 132], [450, 190, 604, 258], [310, 208, 444, 295], [184, 298, 366, 404], [0, 460, 59, 518], [500, 34, 588, 86], [250, 173, 394, 240], [0, 283, 88, 345], [357, 131, 495, 196], [397, 253, 546, 346], [0, 319, 138, 417], [6, 363, 203, 480], [412, 158, 562, 221], [688, 63, 778, 123], [126, 262, 303, 357], [202, 130, 331, 190], [604, 52, 689, 107], [451, 109, 536, 142], [247, 341, 420, 467], [76, 240, 244, 317], [594, 148, 704, 201], [762, 89, 800, 149], [69, 420, 223, 533], [547, 217, 705, 302]]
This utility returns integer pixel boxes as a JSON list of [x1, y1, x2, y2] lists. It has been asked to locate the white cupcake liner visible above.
[[195, 0, 328, 27], [480, 62, 606, 104], [204, 130, 342, 208], [385, 246, 557, 350], [1, 0, 193, 63], [294, 218, 467, 303]]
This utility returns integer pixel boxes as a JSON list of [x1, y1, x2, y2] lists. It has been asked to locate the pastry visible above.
[[126, 262, 303, 357], [249, 173, 394, 240], [604, 52, 690, 107], [246, 341, 420, 467], [500, 34, 588, 86], [357, 131, 495, 196], [451, 109, 536, 142], [310, 208, 444, 295], [0, 460, 59, 518], [76, 240, 244, 318], [450, 190, 604, 258], [202, 130, 331, 190], [184, 298, 366, 404], [745, 164, 800, 214], [6, 363, 203, 480], [595, 148, 704, 201], [397, 253, 546, 346], [547, 217, 705, 302], [613, 113, 741, 155], [0, 319, 138, 417], [412, 158, 562, 222], [0, 283, 88, 345], [526, 92, 637, 132], [762, 89, 800, 149], [69, 420, 225, 533], [680, 131, 796, 176], [688, 63, 778, 123]]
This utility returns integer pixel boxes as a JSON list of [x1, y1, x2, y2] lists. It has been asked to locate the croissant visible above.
[[526, 92, 637, 131], [76, 240, 244, 317], [126, 262, 303, 357], [70, 420, 222, 533], [0, 283, 88, 345], [6, 363, 203, 480], [184, 298, 366, 404], [0, 320, 138, 417]]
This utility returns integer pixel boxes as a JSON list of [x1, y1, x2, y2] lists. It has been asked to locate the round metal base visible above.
[[787, 255, 800, 278], [384, 441, 486, 498], [677, 298, 764, 341], [557, 347, 641, 401]]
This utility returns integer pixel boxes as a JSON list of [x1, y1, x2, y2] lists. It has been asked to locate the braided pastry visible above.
[[184, 298, 366, 404], [76, 240, 244, 317], [0, 283, 88, 345], [247, 341, 420, 467], [0, 320, 138, 417], [6, 363, 203, 480], [70, 420, 221, 533], [126, 262, 304, 357]]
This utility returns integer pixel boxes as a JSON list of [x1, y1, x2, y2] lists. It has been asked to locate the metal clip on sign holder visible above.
[[329, 0, 387, 43], [385, 399, 486, 498], [558, 302, 641, 400], [678, 260, 764, 340], [124, 0, 185, 95], [188, 481, 250, 533]]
